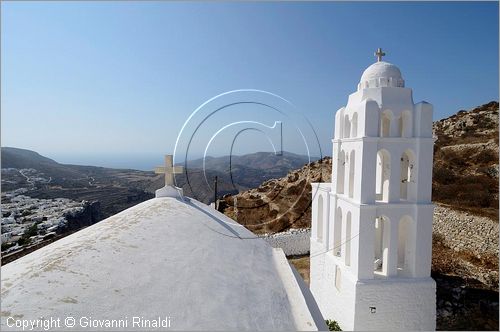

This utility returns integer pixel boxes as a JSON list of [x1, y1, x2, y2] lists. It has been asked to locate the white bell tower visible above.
[[310, 49, 436, 330]]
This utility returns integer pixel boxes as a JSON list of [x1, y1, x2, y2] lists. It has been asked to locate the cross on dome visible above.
[[155, 155, 183, 187], [358, 49, 404, 90], [375, 48, 386, 62]]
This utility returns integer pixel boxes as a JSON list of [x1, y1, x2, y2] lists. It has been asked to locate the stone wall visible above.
[[433, 204, 499, 289], [433, 205, 499, 258], [261, 228, 310, 256], [261, 205, 498, 265]]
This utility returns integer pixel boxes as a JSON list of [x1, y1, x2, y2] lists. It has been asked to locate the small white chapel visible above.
[[310, 48, 436, 330]]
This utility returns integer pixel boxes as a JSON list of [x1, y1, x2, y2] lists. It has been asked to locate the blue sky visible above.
[[2, 1, 498, 170]]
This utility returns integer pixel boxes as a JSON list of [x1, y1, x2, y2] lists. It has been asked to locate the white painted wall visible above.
[[353, 277, 436, 330]]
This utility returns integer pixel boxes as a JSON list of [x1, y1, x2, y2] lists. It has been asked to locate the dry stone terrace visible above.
[[433, 205, 499, 257], [433, 204, 499, 289], [261, 228, 311, 256]]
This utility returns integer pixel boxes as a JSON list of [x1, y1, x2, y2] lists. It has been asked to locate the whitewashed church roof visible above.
[[1, 197, 325, 331]]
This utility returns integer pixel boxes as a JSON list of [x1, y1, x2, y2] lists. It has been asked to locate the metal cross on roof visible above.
[[375, 48, 386, 62], [155, 155, 183, 187]]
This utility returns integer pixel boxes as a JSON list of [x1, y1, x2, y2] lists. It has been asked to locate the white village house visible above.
[[1, 50, 436, 331], [310, 49, 436, 330]]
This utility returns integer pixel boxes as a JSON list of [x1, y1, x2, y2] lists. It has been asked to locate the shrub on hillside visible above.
[[441, 149, 468, 166], [326, 320, 342, 331], [433, 166, 457, 184], [476, 149, 498, 164], [433, 163, 498, 210]]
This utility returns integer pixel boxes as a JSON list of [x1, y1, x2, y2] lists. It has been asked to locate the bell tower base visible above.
[[310, 247, 436, 331]]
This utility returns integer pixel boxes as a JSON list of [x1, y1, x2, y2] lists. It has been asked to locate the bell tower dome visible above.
[[358, 61, 405, 90]]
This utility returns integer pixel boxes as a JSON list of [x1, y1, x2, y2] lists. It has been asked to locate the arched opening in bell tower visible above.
[[345, 212, 352, 266], [380, 111, 392, 137], [337, 150, 345, 194], [317, 195, 324, 243], [374, 216, 390, 276], [400, 150, 415, 201], [344, 115, 351, 138], [397, 216, 413, 276], [351, 112, 358, 138], [376, 150, 391, 202], [399, 110, 412, 137], [334, 207, 343, 257], [348, 150, 356, 198]]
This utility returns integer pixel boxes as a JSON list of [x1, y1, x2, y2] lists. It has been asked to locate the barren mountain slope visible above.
[[433, 101, 499, 218]]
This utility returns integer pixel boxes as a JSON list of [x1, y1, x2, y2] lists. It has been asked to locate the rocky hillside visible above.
[[220, 157, 331, 234], [433, 101, 499, 218]]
